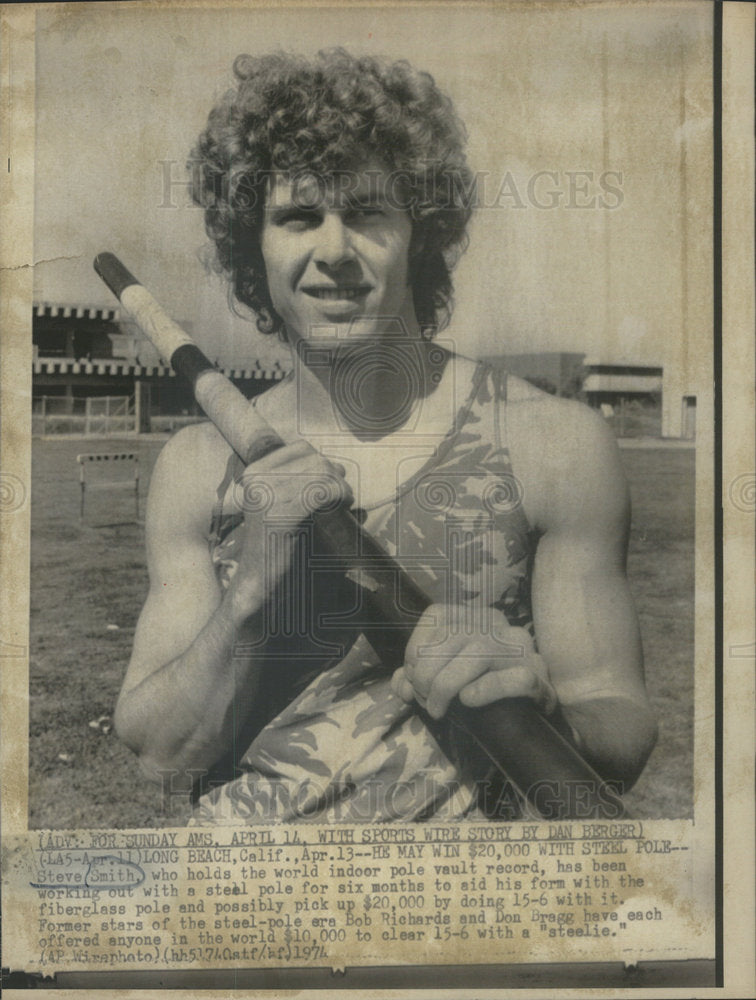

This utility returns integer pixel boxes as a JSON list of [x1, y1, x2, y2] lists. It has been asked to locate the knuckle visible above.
[[235, 471, 276, 514], [293, 439, 316, 457], [402, 657, 421, 682], [300, 471, 344, 513]]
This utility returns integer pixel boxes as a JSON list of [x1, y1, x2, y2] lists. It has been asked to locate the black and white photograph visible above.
[[27, 1, 708, 829], [2, 0, 753, 992]]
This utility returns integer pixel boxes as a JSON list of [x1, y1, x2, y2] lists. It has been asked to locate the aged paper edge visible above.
[[1, 0, 754, 995]]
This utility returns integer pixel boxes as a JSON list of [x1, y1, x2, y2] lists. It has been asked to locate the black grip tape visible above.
[[172, 344, 216, 386], [93, 253, 139, 300]]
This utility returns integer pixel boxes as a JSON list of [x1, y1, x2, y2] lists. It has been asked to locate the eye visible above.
[[276, 208, 321, 230], [347, 205, 385, 222]]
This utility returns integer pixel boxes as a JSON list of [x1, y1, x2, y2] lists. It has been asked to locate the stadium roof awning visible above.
[[33, 357, 288, 381], [34, 302, 120, 322]]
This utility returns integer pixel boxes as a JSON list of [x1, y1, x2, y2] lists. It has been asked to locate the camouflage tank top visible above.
[[191, 363, 538, 824]]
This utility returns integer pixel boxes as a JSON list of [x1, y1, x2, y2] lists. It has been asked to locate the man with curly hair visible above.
[[114, 50, 656, 823]]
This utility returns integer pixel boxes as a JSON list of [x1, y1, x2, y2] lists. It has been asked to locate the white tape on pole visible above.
[[119, 284, 194, 362]]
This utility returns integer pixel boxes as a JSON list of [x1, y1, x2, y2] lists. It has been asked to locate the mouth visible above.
[[302, 286, 371, 301]]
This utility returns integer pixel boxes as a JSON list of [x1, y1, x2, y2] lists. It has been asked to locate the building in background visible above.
[[491, 352, 587, 398], [582, 359, 663, 405], [32, 302, 287, 434], [484, 352, 692, 441], [32, 307, 695, 441]]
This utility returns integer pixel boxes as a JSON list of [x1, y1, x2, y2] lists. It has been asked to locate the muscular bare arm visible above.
[[513, 389, 657, 789], [114, 424, 350, 789], [395, 382, 657, 793], [113, 425, 264, 789]]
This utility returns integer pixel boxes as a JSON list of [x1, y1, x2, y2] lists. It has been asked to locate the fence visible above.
[[32, 396, 136, 436], [84, 396, 133, 435], [76, 452, 140, 521]]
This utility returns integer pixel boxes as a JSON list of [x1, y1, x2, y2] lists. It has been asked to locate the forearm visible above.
[[560, 695, 658, 791], [115, 581, 267, 788]]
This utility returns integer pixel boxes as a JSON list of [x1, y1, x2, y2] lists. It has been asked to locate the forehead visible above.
[[265, 162, 395, 209]]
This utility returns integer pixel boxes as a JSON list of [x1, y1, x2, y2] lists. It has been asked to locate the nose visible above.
[[313, 212, 354, 267]]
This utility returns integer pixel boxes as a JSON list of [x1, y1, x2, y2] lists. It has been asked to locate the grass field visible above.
[[28, 435, 695, 828]]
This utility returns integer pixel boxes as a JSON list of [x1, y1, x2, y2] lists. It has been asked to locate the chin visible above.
[[300, 322, 379, 345]]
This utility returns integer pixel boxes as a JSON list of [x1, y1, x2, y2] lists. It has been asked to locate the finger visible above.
[[254, 444, 348, 483], [390, 666, 404, 695], [458, 664, 555, 711], [424, 652, 494, 719], [391, 667, 415, 704], [246, 438, 315, 471], [239, 462, 352, 516], [302, 469, 353, 510], [401, 644, 458, 702]]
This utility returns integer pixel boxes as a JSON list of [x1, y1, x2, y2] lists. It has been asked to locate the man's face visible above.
[[260, 163, 416, 343]]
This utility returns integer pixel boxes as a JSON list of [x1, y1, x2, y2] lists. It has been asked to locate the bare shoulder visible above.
[[505, 374, 628, 532], [506, 372, 618, 452], [146, 422, 234, 542], [154, 420, 231, 469]]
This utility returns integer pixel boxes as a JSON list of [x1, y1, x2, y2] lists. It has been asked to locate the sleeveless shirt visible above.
[[191, 363, 539, 824]]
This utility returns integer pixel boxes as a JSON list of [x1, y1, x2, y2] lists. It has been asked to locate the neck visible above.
[[284, 319, 448, 441]]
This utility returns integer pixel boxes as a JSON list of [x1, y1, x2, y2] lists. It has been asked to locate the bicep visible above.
[[528, 409, 647, 708], [120, 430, 224, 696], [532, 530, 647, 708]]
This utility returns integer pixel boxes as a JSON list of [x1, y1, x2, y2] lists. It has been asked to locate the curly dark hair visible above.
[[190, 48, 476, 336]]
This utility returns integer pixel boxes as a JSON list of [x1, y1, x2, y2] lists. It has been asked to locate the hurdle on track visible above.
[[76, 452, 140, 521]]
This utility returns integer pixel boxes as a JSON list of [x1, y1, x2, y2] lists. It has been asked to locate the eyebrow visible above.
[[265, 192, 389, 220], [265, 201, 320, 219], [343, 192, 388, 208]]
